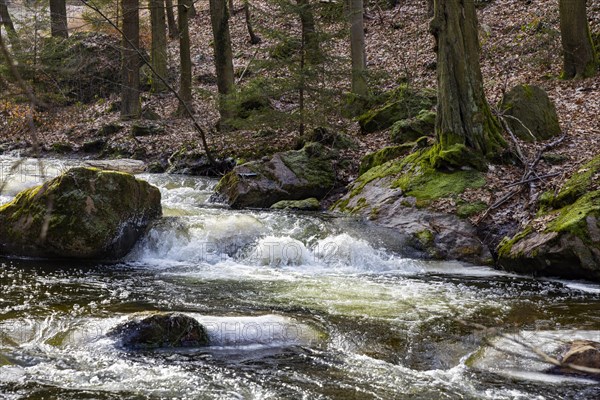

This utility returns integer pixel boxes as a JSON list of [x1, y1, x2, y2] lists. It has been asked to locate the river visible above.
[[1, 157, 599, 399]]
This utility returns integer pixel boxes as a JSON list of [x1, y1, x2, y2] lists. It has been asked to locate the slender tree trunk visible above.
[[165, 0, 179, 39], [0, 0, 18, 46], [188, 0, 196, 17], [228, 0, 234, 14], [349, 0, 367, 96], [209, 0, 235, 119], [426, 0, 433, 18], [559, 0, 597, 79], [296, 0, 319, 64], [176, 0, 193, 115], [121, 0, 141, 120], [149, 0, 168, 92], [49, 0, 68, 38], [244, 0, 261, 44], [429, 0, 505, 169]]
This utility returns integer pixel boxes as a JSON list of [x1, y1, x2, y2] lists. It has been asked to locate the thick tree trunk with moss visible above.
[[296, 0, 319, 64], [430, 0, 505, 169], [149, 0, 168, 92], [165, 0, 179, 39], [559, 0, 597, 79], [49, 0, 68, 38], [176, 0, 193, 115], [209, 0, 235, 118], [349, 0, 367, 96], [121, 0, 141, 120]]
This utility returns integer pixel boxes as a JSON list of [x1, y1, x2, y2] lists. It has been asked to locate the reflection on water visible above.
[[1, 157, 600, 399]]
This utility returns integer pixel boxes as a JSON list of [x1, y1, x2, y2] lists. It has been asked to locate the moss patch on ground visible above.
[[552, 155, 600, 208]]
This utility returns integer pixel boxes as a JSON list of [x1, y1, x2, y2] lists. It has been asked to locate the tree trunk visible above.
[[296, 0, 319, 64], [176, 0, 193, 115], [209, 0, 235, 119], [244, 0, 261, 44], [0, 0, 16, 36], [209, 0, 235, 95], [559, 0, 597, 79], [149, 0, 168, 92], [165, 0, 179, 39], [188, 0, 196, 17], [121, 0, 141, 120], [49, 0, 68, 38], [426, 0, 433, 18], [430, 0, 504, 169], [349, 0, 367, 96]]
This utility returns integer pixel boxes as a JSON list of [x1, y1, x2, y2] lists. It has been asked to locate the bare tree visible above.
[[209, 0, 235, 118], [165, 0, 179, 39], [559, 0, 597, 79], [121, 0, 141, 119], [243, 0, 261, 44], [0, 0, 17, 43], [149, 0, 168, 92], [176, 0, 193, 115], [349, 0, 367, 96], [49, 0, 68, 38]]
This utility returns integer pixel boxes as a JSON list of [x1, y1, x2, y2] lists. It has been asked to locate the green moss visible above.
[[547, 191, 600, 243], [553, 155, 600, 208], [457, 201, 488, 218], [359, 144, 414, 176], [50, 142, 73, 153], [390, 109, 436, 144], [497, 226, 534, 258], [271, 198, 320, 211], [356, 85, 436, 133], [416, 229, 434, 247]]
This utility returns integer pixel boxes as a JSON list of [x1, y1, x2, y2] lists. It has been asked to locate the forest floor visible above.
[[1, 0, 599, 242]]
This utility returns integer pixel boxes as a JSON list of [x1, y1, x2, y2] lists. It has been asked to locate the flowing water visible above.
[[1, 157, 600, 399]]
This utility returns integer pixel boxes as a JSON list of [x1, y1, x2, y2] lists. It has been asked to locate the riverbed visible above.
[[1, 157, 599, 399]]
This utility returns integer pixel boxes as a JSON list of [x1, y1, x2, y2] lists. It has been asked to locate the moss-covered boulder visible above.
[[358, 144, 414, 176], [498, 157, 600, 280], [271, 198, 321, 211], [357, 86, 436, 133], [213, 142, 336, 209], [0, 167, 161, 260], [333, 148, 492, 265], [497, 191, 600, 280], [390, 110, 436, 144], [500, 84, 561, 142], [108, 313, 209, 350]]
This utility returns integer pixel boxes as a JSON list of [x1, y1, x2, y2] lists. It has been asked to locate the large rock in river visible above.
[[108, 313, 209, 350], [0, 167, 161, 260], [213, 142, 336, 208], [497, 155, 600, 280], [333, 148, 493, 265]]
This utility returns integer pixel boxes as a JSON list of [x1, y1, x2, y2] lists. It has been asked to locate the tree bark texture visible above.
[[430, 0, 505, 168], [559, 0, 597, 79], [165, 0, 179, 39], [49, 0, 68, 38], [149, 0, 168, 92], [177, 0, 193, 114], [349, 0, 367, 96], [121, 0, 141, 120]]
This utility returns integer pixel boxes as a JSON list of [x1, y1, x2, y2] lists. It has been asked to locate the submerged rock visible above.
[[83, 159, 147, 174], [109, 313, 209, 350], [271, 198, 321, 211], [333, 148, 492, 265], [498, 156, 600, 280], [0, 167, 161, 260], [500, 84, 561, 142], [213, 142, 336, 209], [556, 340, 600, 375]]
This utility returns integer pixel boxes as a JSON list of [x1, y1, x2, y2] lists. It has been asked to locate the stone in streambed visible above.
[[108, 313, 209, 350], [0, 167, 161, 260]]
